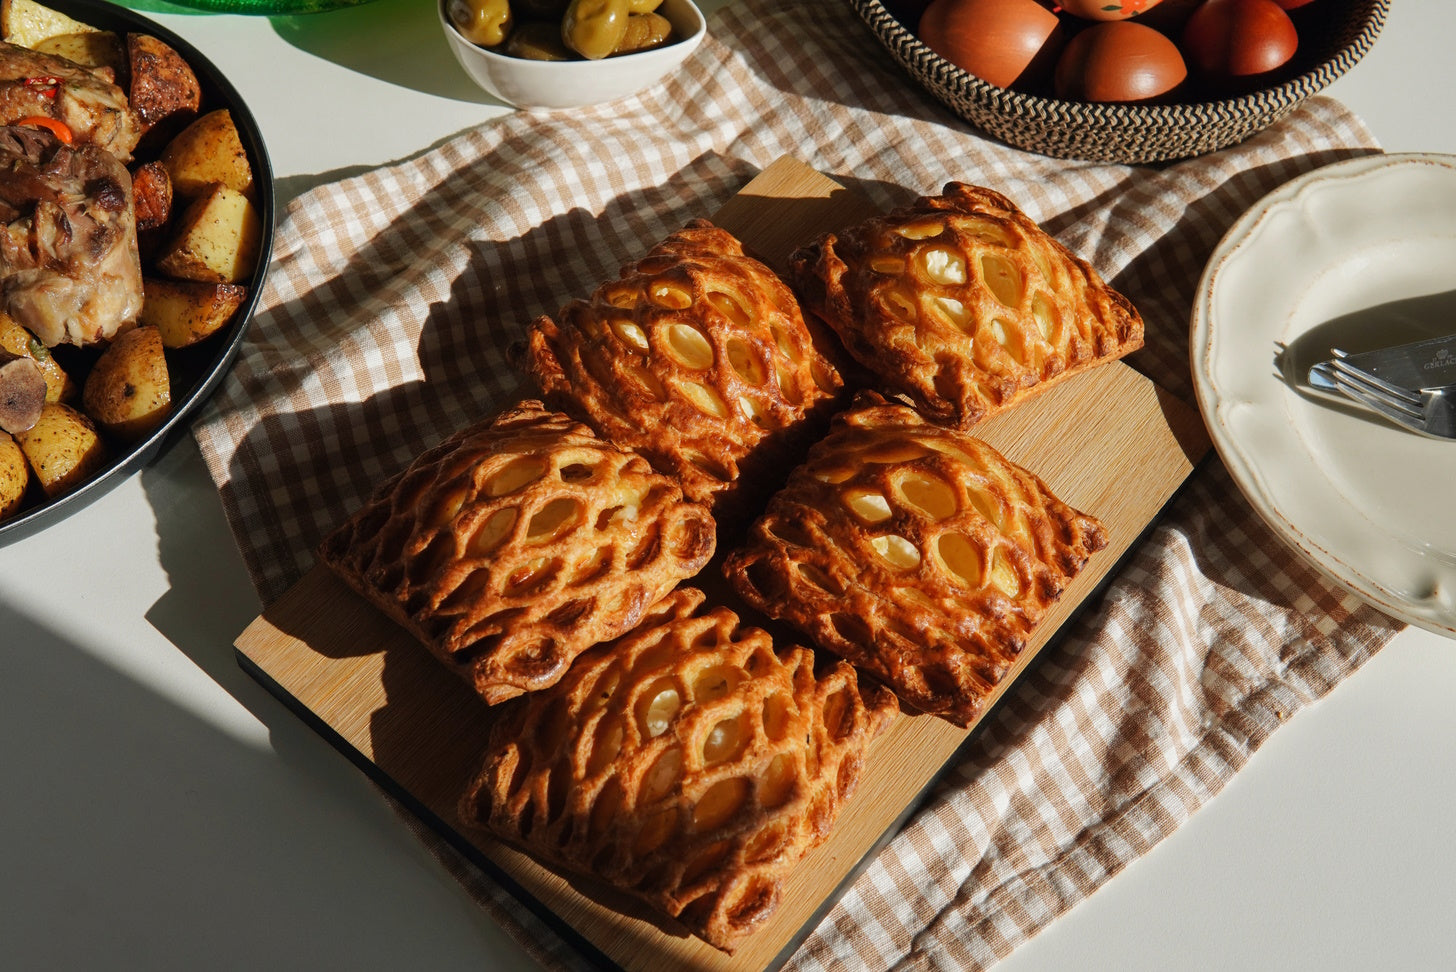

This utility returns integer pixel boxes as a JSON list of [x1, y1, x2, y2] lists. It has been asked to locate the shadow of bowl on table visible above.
[[121, 0, 475, 99], [239, 0, 492, 102]]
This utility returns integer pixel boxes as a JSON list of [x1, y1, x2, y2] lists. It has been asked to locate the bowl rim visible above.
[[0, 0, 276, 547], [439, 0, 706, 71]]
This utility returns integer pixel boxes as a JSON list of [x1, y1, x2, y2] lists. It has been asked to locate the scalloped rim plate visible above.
[[1192, 152, 1456, 638]]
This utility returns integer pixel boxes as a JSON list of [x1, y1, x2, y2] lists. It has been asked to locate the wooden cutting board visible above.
[[235, 157, 1211, 971]]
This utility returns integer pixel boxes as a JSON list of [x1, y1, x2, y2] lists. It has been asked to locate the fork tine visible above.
[[1332, 372, 1426, 429], [1329, 355, 1423, 405], [1330, 358, 1425, 411], [1427, 387, 1456, 438]]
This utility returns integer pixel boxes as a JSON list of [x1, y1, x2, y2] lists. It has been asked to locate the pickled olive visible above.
[[506, 20, 575, 60], [448, 0, 513, 47], [562, 0, 632, 60], [613, 12, 673, 54], [627, 0, 664, 11]]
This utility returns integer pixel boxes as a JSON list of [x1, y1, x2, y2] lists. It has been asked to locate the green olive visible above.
[[447, 0, 513, 48], [561, 0, 631, 60], [505, 20, 574, 60], [613, 12, 672, 55]]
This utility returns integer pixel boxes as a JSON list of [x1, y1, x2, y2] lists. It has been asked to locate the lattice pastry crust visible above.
[[527, 219, 844, 522], [459, 586, 897, 953], [788, 183, 1144, 429], [318, 400, 715, 704], [723, 394, 1107, 727]]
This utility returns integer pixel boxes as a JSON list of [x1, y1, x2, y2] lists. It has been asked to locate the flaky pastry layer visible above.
[[459, 587, 897, 953], [318, 400, 715, 704], [789, 183, 1144, 428], [527, 219, 844, 524], [724, 394, 1106, 726]]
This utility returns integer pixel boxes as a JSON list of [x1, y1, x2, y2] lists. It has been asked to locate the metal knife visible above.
[[1331, 332, 1456, 391]]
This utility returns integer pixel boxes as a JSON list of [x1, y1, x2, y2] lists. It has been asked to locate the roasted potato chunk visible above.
[[82, 325, 171, 441], [159, 108, 254, 201], [0, 430, 28, 520], [33, 30, 125, 80], [1, 0, 101, 47], [0, 314, 74, 404], [128, 32, 201, 145], [0, 350, 44, 434], [140, 277, 247, 348], [13, 401, 106, 499], [154, 184, 263, 285], [131, 159, 172, 232], [0, 2, 268, 523]]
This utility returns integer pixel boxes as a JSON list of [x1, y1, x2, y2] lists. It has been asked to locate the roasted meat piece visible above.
[[0, 41, 140, 162], [0, 125, 143, 348]]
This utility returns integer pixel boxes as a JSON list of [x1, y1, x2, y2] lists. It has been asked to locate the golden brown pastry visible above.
[[459, 587, 897, 953], [723, 394, 1106, 727], [526, 219, 844, 525], [788, 183, 1144, 429], [318, 400, 715, 704]]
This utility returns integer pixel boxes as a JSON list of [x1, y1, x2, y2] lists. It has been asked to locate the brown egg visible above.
[[1181, 0, 1299, 86], [917, 0, 1064, 90], [1133, 0, 1205, 35], [1058, 0, 1165, 21], [1054, 21, 1188, 103]]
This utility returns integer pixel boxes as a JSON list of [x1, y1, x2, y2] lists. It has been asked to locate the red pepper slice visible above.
[[22, 75, 62, 97], [13, 116, 73, 144]]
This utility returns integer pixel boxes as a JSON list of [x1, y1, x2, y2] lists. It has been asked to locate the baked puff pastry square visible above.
[[723, 394, 1107, 727], [459, 587, 897, 953], [788, 183, 1144, 429], [318, 400, 715, 705], [526, 219, 845, 524]]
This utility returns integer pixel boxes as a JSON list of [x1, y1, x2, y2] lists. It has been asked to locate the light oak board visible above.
[[235, 156, 1210, 971]]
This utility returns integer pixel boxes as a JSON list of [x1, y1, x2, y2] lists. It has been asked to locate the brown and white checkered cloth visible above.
[[193, 1, 1403, 968]]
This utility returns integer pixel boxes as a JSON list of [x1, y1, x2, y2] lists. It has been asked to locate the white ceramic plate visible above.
[[1192, 153, 1456, 638]]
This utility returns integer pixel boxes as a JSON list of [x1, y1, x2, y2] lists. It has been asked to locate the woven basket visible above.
[[849, 0, 1389, 164]]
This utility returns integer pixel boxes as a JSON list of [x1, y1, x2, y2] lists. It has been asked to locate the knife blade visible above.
[[1331, 332, 1456, 391]]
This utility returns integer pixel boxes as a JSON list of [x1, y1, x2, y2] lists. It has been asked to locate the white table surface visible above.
[[1, 2, 1451, 969]]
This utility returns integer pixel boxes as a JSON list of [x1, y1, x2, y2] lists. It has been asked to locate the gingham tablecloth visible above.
[[193, 1, 1403, 967]]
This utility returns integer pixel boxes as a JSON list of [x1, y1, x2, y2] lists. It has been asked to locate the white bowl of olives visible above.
[[439, 0, 706, 110]]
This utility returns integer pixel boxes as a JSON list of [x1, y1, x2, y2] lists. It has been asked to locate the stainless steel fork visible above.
[[1324, 353, 1456, 439]]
